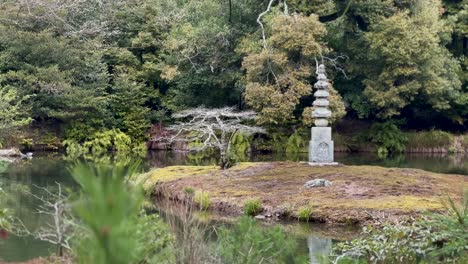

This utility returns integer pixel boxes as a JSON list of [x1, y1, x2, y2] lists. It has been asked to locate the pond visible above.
[[0, 151, 467, 262]]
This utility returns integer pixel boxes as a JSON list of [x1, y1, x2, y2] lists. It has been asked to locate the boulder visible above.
[[304, 179, 332, 188], [0, 148, 22, 157]]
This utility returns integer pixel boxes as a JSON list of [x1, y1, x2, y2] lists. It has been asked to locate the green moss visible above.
[[243, 198, 262, 216], [333, 196, 444, 210], [230, 162, 256, 171], [138, 165, 218, 192]]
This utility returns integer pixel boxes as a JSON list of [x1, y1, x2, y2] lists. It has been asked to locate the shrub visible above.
[[194, 191, 211, 211], [332, 192, 468, 263], [243, 198, 262, 216], [64, 129, 145, 157], [296, 205, 313, 222], [368, 121, 408, 154], [285, 130, 304, 153]]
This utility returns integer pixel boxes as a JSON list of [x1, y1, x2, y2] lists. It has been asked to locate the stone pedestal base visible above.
[[308, 162, 339, 166], [309, 127, 334, 163]]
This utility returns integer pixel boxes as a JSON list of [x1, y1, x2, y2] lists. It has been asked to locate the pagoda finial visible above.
[[312, 64, 331, 127]]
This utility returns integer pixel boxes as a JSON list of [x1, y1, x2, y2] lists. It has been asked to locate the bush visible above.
[[64, 129, 146, 157], [285, 130, 304, 153], [332, 192, 468, 263], [243, 198, 262, 216], [194, 191, 211, 211], [367, 121, 408, 154]]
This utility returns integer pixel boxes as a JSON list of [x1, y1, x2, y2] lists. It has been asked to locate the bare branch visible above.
[[321, 55, 349, 79], [152, 107, 266, 169], [257, 0, 276, 50], [18, 183, 75, 256]]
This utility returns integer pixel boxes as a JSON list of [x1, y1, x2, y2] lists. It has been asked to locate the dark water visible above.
[[0, 151, 466, 262]]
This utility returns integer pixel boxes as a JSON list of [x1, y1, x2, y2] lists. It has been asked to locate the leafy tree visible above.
[[0, 86, 31, 136], [241, 11, 332, 125], [363, 1, 461, 119]]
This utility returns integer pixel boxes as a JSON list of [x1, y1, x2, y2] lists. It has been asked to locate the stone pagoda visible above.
[[309, 64, 337, 165]]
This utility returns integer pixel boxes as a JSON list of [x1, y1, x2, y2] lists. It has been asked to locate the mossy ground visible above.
[[141, 162, 467, 225]]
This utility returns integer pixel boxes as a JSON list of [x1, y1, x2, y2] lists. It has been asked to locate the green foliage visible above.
[[230, 132, 251, 162], [367, 121, 408, 154], [221, 151, 240, 170], [296, 205, 313, 222], [285, 130, 304, 153], [0, 86, 32, 139], [194, 191, 211, 211], [183, 187, 195, 197], [64, 129, 146, 157], [242, 11, 329, 125], [271, 132, 288, 153], [0, 189, 12, 231], [0, 0, 467, 143], [333, 192, 468, 263], [215, 216, 308, 264], [243, 198, 262, 216], [70, 162, 174, 264]]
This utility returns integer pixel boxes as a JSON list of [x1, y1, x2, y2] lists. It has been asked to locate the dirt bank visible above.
[[137, 162, 467, 225]]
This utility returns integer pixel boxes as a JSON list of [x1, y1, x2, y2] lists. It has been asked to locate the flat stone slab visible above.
[[308, 162, 340, 167]]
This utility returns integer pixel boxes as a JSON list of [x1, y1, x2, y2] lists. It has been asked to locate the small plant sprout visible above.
[[194, 191, 211, 211], [244, 198, 262, 216], [184, 186, 195, 197]]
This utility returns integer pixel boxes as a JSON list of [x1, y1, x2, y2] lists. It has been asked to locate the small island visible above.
[[139, 162, 467, 225]]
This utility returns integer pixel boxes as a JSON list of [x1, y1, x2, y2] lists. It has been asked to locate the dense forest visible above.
[[0, 0, 466, 149]]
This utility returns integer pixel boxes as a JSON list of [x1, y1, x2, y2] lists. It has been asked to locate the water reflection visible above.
[[308, 236, 332, 264], [0, 151, 466, 262]]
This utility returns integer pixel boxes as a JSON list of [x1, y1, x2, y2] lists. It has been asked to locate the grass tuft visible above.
[[296, 205, 313, 222], [243, 198, 262, 216], [194, 191, 211, 211]]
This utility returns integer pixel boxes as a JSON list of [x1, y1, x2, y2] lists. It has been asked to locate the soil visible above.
[[144, 162, 467, 225]]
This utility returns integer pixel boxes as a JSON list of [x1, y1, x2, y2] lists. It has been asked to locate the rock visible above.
[[254, 215, 266, 220], [304, 179, 332, 188], [0, 148, 21, 157], [0, 148, 33, 160]]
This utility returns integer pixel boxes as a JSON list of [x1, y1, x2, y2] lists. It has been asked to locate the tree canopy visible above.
[[0, 0, 466, 145]]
